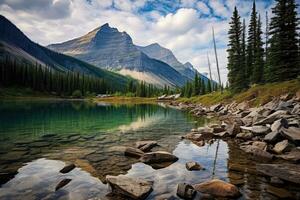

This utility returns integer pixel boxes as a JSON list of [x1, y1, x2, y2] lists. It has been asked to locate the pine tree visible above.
[[241, 18, 247, 85], [266, 0, 299, 82], [227, 7, 246, 93], [246, 1, 258, 83], [193, 73, 199, 96], [252, 15, 264, 83]]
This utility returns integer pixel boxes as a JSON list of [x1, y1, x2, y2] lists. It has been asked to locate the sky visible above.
[[0, 0, 286, 84]]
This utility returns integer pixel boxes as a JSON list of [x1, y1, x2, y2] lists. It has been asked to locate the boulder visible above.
[[271, 118, 289, 132], [60, 163, 76, 174], [273, 140, 292, 154], [124, 147, 144, 158], [140, 151, 178, 164], [281, 127, 300, 143], [106, 175, 153, 200], [186, 161, 203, 171], [255, 110, 289, 125], [136, 141, 157, 152], [236, 132, 253, 140], [256, 164, 300, 184], [264, 131, 282, 143], [193, 179, 240, 198]]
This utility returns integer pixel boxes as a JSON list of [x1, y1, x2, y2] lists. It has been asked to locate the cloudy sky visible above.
[[0, 0, 287, 83]]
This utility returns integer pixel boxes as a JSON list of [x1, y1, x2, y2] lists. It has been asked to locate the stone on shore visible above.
[[226, 123, 240, 136], [124, 147, 144, 158], [185, 161, 203, 171], [106, 175, 153, 200], [240, 125, 270, 135], [256, 164, 300, 184], [193, 179, 240, 198], [281, 127, 300, 143], [271, 118, 289, 132], [254, 110, 289, 125], [236, 132, 253, 140], [272, 140, 292, 154], [264, 131, 282, 143], [140, 151, 178, 164], [252, 141, 267, 151], [136, 141, 157, 152], [277, 148, 300, 162], [60, 163, 76, 174]]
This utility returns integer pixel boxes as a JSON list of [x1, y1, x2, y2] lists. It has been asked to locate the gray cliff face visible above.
[[138, 43, 211, 82], [48, 24, 188, 87], [0, 16, 129, 89]]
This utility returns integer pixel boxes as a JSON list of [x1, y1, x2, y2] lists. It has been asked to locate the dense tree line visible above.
[[0, 57, 110, 96], [181, 73, 219, 98], [125, 80, 162, 97], [227, 0, 299, 93], [0, 57, 166, 97]]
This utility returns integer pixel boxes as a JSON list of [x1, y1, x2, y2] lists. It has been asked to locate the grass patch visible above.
[[178, 79, 300, 106]]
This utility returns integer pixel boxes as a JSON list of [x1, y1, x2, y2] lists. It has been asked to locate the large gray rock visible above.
[[255, 110, 289, 125], [106, 175, 153, 200], [271, 118, 289, 132], [140, 151, 178, 164], [257, 164, 300, 184], [193, 179, 241, 198], [273, 140, 292, 154], [281, 127, 300, 143]]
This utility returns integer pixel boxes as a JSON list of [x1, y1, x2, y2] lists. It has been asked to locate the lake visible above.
[[0, 100, 296, 200]]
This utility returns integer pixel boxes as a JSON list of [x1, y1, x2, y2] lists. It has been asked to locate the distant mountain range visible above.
[[0, 15, 212, 88], [0, 15, 130, 90]]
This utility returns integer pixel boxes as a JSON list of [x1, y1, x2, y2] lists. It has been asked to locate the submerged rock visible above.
[[60, 163, 76, 174], [140, 151, 178, 164], [240, 145, 273, 160], [266, 185, 292, 199], [185, 161, 203, 171], [136, 141, 157, 152], [193, 179, 240, 198], [106, 175, 153, 200], [124, 147, 144, 158]]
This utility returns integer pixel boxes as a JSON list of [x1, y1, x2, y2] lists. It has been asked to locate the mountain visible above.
[[48, 24, 188, 87], [0, 15, 130, 90], [137, 43, 197, 80]]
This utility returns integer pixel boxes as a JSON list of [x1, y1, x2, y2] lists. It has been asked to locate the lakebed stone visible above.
[[124, 147, 144, 158], [106, 175, 153, 200], [140, 151, 178, 164], [136, 141, 157, 152], [193, 179, 240, 198]]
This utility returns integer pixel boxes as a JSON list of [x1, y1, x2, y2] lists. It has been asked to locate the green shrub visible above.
[[72, 90, 82, 98]]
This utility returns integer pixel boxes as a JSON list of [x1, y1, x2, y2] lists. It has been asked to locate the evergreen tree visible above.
[[193, 73, 200, 96], [266, 0, 299, 82], [241, 18, 247, 85], [252, 15, 265, 83], [227, 7, 246, 93], [246, 1, 258, 83]]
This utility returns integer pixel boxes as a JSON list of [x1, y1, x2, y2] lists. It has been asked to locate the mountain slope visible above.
[[0, 15, 130, 90], [48, 24, 188, 87], [137, 43, 198, 80]]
